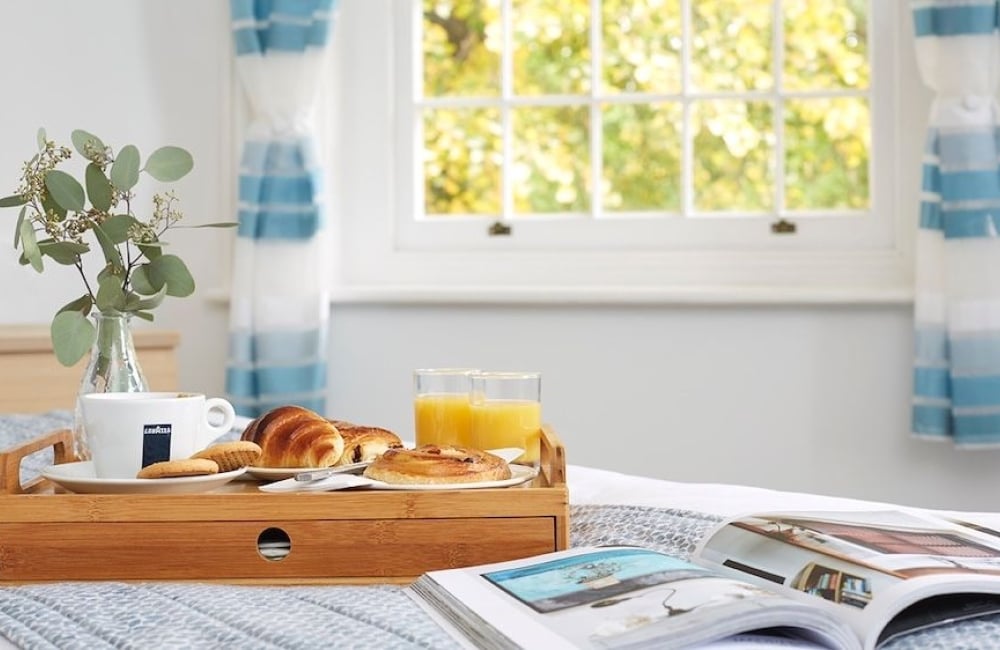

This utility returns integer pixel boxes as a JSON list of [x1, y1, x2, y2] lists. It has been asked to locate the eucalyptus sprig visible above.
[[0, 128, 235, 366]]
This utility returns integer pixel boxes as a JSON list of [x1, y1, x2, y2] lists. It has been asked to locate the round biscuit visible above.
[[136, 458, 219, 479], [192, 440, 263, 472]]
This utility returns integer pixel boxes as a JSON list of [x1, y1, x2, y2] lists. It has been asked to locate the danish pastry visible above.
[[329, 420, 404, 465], [363, 444, 511, 485]]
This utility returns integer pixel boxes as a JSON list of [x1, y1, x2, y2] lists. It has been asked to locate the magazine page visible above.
[[693, 510, 1000, 649], [408, 546, 857, 650]]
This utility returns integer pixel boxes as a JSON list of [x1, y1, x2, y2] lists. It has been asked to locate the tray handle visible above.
[[0, 428, 74, 495], [538, 424, 566, 488]]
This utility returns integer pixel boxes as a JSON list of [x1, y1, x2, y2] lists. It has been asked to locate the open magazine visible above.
[[407, 510, 1000, 649]]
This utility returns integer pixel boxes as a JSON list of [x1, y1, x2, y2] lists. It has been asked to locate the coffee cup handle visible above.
[[202, 398, 237, 446]]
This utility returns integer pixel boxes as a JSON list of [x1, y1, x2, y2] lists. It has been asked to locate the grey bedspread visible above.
[[3, 414, 1000, 649]]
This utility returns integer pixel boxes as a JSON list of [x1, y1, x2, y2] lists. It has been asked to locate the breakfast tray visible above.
[[0, 426, 568, 585]]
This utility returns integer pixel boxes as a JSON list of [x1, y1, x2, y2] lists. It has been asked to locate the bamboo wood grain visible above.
[[0, 424, 570, 584]]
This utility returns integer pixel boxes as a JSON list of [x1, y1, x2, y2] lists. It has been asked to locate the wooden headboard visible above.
[[0, 325, 180, 413]]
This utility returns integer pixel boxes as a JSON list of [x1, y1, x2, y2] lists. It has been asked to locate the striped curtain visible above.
[[226, 0, 337, 417], [911, 1, 1000, 446]]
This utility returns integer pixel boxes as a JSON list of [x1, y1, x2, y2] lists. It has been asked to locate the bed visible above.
[[2, 412, 999, 649]]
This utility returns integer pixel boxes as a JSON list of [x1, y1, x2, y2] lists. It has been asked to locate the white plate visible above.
[[259, 463, 539, 493], [41, 461, 247, 495], [245, 463, 370, 481]]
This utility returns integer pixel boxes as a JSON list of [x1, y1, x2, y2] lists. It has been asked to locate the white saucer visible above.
[[41, 461, 247, 495]]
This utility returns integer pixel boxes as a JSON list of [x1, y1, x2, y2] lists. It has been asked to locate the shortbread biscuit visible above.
[[136, 458, 219, 479], [192, 440, 263, 472]]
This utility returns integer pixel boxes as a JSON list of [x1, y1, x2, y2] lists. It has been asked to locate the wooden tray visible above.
[[0, 426, 568, 585]]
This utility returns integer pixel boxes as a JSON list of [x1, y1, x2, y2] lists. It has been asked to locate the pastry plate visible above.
[[259, 463, 539, 493], [41, 461, 247, 495]]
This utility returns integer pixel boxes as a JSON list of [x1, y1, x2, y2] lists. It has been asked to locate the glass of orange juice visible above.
[[470, 371, 542, 465], [413, 368, 478, 447]]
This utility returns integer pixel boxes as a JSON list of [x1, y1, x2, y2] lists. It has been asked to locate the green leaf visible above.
[[110, 145, 140, 191], [132, 310, 154, 322], [95, 274, 126, 312], [50, 310, 96, 367], [137, 242, 164, 260], [57, 294, 93, 317], [147, 254, 194, 297], [125, 284, 168, 311], [144, 146, 193, 182], [38, 239, 89, 265], [18, 219, 42, 272], [91, 223, 123, 272], [100, 214, 137, 244], [130, 264, 158, 294], [13, 206, 25, 247], [85, 163, 113, 212], [40, 189, 66, 221], [0, 194, 27, 208], [44, 170, 85, 212], [71, 130, 106, 159], [36, 127, 47, 151]]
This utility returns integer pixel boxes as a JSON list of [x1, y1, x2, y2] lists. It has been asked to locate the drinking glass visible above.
[[470, 371, 542, 464], [413, 368, 478, 447]]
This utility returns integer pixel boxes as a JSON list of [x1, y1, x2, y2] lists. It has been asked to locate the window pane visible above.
[[693, 100, 774, 212], [602, 0, 682, 94], [692, 0, 773, 92], [424, 108, 502, 215], [784, 0, 868, 91], [512, 106, 590, 213], [603, 103, 682, 212], [512, 0, 590, 95], [423, 0, 502, 97], [785, 98, 870, 210]]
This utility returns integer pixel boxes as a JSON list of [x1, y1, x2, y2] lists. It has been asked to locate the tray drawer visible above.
[[0, 517, 559, 583]]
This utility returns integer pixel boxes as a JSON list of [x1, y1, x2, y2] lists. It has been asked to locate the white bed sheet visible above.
[[567, 464, 1000, 528]]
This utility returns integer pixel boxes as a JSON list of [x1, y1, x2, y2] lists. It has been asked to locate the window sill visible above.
[[206, 285, 913, 307]]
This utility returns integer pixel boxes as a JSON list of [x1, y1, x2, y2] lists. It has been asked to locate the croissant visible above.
[[329, 420, 404, 466], [241, 405, 345, 468]]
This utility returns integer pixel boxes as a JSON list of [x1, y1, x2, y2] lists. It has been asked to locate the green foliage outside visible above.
[[421, 0, 870, 216]]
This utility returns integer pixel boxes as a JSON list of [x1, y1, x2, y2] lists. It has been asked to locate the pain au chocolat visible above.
[[241, 405, 345, 468], [328, 420, 404, 466], [363, 444, 511, 485]]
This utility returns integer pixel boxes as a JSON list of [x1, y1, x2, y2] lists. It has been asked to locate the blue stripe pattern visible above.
[[231, 0, 337, 55], [911, 2, 1000, 446], [238, 139, 323, 241], [913, 3, 998, 37], [227, 327, 328, 418], [919, 127, 1000, 238], [226, 0, 336, 417]]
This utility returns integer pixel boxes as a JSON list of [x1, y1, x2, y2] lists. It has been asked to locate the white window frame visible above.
[[326, 0, 919, 304]]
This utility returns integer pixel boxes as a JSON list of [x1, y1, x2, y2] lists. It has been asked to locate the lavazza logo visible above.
[[144, 424, 172, 436]]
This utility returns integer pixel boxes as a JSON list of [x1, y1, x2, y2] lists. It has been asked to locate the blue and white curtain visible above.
[[226, 0, 338, 417], [912, 1, 1000, 446]]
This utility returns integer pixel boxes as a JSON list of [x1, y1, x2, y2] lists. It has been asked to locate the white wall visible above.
[[3, 1, 1000, 512]]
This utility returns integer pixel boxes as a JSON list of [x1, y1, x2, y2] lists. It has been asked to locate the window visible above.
[[331, 0, 914, 301]]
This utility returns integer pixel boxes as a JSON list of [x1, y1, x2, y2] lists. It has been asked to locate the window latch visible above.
[[488, 220, 512, 236], [770, 218, 797, 235]]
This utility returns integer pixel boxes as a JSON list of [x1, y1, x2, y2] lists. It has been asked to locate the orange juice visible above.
[[414, 393, 473, 447], [470, 399, 542, 464]]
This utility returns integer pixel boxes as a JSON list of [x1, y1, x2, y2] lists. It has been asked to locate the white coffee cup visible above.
[[79, 392, 237, 479]]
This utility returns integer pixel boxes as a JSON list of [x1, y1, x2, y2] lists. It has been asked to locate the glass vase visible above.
[[72, 311, 149, 460]]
